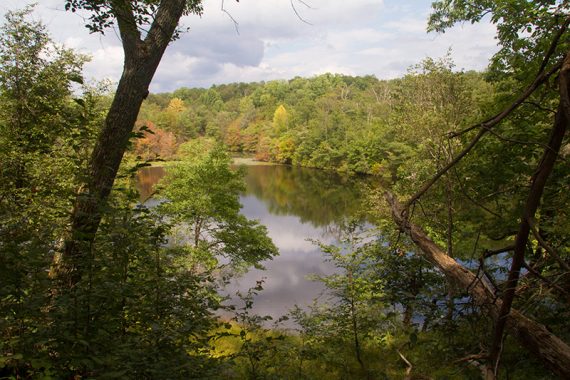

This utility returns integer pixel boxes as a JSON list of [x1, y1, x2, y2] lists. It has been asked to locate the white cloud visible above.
[[0, 0, 499, 91], [85, 45, 124, 83]]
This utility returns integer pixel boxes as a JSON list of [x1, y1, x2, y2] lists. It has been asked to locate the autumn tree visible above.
[[134, 120, 177, 160]]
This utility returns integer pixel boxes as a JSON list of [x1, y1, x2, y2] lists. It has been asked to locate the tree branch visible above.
[[483, 245, 515, 259], [385, 191, 570, 377], [145, 0, 187, 53], [537, 16, 570, 74], [290, 0, 313, 25], [522, 261, 570, 300], [528, 218, 570, 272], [488, 50, 570, 375], [110, 0, 142, 58], [403, 60, 562, 211], [221, 0, 240, 35]]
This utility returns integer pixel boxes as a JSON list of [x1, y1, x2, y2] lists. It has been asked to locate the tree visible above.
[[384, 1, 570, 377], [272, 104, 290, 135], [134, 120, 177, 160], [61, 0, 205, 286], [310, 224, 383, 378], [0, 7, 111, 376], [157, 140, 278, 269]]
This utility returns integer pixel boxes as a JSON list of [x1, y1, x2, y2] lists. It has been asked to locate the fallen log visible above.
[[385, 191, 570, 378]]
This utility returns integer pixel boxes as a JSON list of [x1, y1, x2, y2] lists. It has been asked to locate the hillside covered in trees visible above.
[[1, 1, 569, 379], [136, 61, 489, 178]]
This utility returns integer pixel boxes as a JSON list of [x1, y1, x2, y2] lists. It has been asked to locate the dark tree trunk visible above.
[[60, 0, 188, 286], [487, 50, 570, 376], [402, 304, 413, 326]]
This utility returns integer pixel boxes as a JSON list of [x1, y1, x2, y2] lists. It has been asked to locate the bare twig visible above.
[[523, 100, 557, 114], [454, 353, 488, 364], [397, 349, 413, 378], [522, 261, 570, 299], [290, 0, 313, 25], [221, 0, 239, 35], [483, 245, 515, 259], [479, 257, 500, 293], [484, 125, 570, 165], [451, 166, 503, 218]]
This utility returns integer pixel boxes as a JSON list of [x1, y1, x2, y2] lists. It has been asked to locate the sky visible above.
[[0, 0, 500, 92]]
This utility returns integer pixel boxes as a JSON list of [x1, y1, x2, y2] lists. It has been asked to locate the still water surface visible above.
[[137, 163, 370, 321]]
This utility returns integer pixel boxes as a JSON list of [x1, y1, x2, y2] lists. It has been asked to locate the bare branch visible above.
[[484, 125, 570, 165], [483, 245, 515, 259], [451, 166, 503, 218], [385, 190, 570, 377], [221, 0, 240, 35], [523, 100, 557, 114], [290, 0, 313, 25], [454, 353, 488, 364], [522, 261, 570, 299], [396, 349, 413, 377]]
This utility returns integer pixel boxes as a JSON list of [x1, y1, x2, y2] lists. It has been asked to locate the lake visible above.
[[137, 162, 372, 324]]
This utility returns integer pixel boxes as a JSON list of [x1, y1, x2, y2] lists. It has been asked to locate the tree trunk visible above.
[[487, 50, 570, 376], [402, 304, 413, 326], [60, 0, 188, 286], [385, 192, 570, 378]]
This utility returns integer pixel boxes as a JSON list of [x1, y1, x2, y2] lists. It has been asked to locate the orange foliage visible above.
[[224, 119, 242, 151], [134, 120, 177, 160]]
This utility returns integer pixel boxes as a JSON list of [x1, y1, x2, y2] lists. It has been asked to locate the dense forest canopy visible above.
[[1, 0, 569, 379]]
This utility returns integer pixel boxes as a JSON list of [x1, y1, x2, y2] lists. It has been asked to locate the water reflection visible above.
[[231, 195, 340, 320], [136, 166, 165, 201], [136, 164, 370, 323], [243, 164, 368, 228]]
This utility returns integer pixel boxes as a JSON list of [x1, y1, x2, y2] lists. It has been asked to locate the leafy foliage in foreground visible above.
[[0, 8, 268, 379]]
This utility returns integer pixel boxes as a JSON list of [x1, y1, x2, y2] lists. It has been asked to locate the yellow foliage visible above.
[[166, 97, 185, 114], [272, 104, 289, 134]]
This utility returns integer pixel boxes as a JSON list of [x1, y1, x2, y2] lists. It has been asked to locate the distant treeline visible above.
[[136, 61, 491, 179]]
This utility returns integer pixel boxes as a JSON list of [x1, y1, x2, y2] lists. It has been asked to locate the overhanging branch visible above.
[[403, 60, 562, 211]]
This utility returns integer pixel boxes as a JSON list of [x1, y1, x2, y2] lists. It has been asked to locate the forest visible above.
[[1, 1, 569, 379]]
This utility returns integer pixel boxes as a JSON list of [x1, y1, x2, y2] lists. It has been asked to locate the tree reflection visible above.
[[136, 166, 165, 201], [241, 165, 368, 227]]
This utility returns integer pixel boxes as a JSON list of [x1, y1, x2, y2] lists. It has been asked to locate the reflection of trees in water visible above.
[[136, 164, 369, 228], [242, 165, 369, 227], [136, 166, 165, 201]]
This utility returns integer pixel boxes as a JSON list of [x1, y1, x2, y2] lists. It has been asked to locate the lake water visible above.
[[137, 163, 371, 323]]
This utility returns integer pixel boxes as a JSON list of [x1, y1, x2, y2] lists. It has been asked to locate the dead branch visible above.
[[523, 100, 557, 114], [397, 349, 413, 378], [483, 245, 515, 259], [221, 0, 239, 35], [290, 0, 313, 25], [522, 261, 570, 300]]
